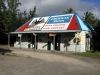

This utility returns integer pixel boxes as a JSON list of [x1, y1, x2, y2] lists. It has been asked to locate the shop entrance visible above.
[[55, 34, 60, 51], [31, 35, 35, 48], [48, 36, 53, 50], [30, 34, 38, 49], [48, 34, 60, 51]]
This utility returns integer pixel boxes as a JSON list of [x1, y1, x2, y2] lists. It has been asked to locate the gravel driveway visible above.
[[0, 49, 100, 75]]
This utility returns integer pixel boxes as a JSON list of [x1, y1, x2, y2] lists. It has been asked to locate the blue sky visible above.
[[81, 0, 100, 18], [82, 0, 100, 6], [81, 0, 100, 7], [20, 0, 100, 18]]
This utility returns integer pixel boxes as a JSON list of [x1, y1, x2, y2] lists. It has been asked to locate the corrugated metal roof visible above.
[[13, 13, 92, 33]]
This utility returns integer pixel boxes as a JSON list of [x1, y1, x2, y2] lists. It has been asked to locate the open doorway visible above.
[[55, 34, 60, 51], [48, 34, 61, 51], [48, 36, 53, 50]]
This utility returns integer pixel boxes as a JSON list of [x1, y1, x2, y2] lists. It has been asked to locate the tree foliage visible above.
[[0, 0, 6, 32], [0, 0, 37, 44], [28, 6, 37, 19], [83, 11, 99, 27], [0, 0, 21, 32], [0, 0, 37, 33], [64, 8, 75, 14]]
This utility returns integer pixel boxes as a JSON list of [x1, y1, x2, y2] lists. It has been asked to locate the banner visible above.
[[42, 14, 73, 30], [24, 17, 49, 31]]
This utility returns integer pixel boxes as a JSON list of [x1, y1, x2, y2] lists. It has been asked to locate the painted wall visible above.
[[60, 33, 77, 52], [60, 31, 89, 52], [79, 31, 86, 52], [37, 34, 48, 50], [14, 41, 32, 48], [14, 31, 90, 52], [14, 34, 33, 49]]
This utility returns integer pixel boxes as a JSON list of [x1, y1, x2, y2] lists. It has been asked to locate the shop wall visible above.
[[60, 32, 87, 52], [37, 34, 48, 50], [60, 33, 76, 52], [14, 34, 33, 48]]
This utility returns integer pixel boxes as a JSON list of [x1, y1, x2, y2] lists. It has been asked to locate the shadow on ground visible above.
[[0, 48, 12, 55]]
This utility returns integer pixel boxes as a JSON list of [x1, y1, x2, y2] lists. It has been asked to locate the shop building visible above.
[[10, 13, 93, 52]]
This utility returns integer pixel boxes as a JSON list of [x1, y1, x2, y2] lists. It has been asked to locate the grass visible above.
[[76, 51, 100, 59]]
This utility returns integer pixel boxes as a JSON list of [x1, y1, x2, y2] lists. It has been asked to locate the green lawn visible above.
[[76, 52, 100, 59]]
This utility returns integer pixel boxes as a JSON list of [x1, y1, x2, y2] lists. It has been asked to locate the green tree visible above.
[[5, 0, 21, 32], [23, 10, 28, 19], [7, 0, 21, 15], [0, 0, 6, 32], [16, 11, 27, 29], [64, 8, 75, 14], [0, 0, 6, 12], [0, 0, 8, 44], [93, 19, 100, 51], [83, 11, 100, 51], [28, 6, 37, 19], [83, 11, 98, 27], [0, 0, 37, 44]]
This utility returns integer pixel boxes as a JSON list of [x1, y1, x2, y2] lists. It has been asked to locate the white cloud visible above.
[[19, 0, 100, 17]]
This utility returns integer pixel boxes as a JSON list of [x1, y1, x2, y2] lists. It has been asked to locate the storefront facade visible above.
[[10, 14, 93, 52]]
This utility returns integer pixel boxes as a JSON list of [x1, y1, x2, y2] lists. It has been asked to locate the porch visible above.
[[8, 31, 91, 52]]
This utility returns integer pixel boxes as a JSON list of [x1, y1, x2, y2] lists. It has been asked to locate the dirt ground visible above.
[[0, 45, 100, 75], [0, 47, 100, 75]]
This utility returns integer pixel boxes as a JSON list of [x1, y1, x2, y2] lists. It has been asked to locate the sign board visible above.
[[49, 33, 56, 36], [47, 15, 72, 24], [42, 14, 73, 30], [18, 34, 22, 37], [24, 17, 49, 31]]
